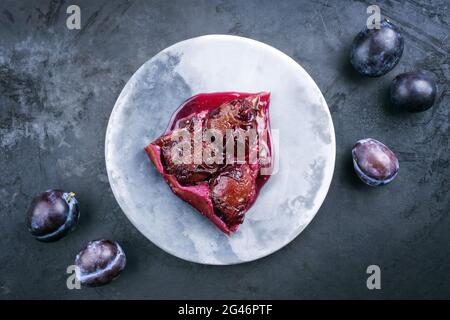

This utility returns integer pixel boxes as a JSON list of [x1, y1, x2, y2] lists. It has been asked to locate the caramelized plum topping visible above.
[[207, 96, 258, 131], [211, 164, 257, 226], [158, 117, 221, 185]]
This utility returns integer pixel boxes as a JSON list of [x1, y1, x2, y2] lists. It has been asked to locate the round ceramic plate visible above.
[[105, 35, 335, 265]]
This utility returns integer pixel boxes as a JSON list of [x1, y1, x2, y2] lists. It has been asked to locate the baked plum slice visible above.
[[145, 92, 272, 234], [211, 163, 258, 231]]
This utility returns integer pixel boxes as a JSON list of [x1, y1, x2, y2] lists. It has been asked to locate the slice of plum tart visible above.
[[145, 92, 273, 235]]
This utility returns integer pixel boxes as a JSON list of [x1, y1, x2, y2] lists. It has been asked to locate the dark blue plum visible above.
[[390, 71, 437, 112], [75, 239, 126, 286], [352, 138, 399, 186], [27, 190, 79, 241], [350, 19, 404, 77]]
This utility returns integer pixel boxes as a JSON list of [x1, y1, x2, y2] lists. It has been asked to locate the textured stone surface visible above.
[[0, 0, 449, 299]]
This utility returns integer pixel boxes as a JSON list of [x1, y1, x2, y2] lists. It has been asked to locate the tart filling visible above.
[[145, 92, 272, 234]]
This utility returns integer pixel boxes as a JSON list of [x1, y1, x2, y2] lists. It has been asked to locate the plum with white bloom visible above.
[[75, 239, 126, 286], [352, 138, 399, 186]]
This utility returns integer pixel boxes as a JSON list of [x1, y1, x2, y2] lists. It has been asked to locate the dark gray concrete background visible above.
[[0, 0, 449, 299]]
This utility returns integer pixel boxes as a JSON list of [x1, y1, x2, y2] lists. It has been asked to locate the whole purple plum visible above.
[[75, 239, 126, 286], [390, 71, 437, 112], [27, 190, 79, 241], [350, 19, 404, 77], [352, 138, 399, 186]]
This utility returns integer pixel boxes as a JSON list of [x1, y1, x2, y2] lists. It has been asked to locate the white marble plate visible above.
[[105, 35, 335, 265]]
